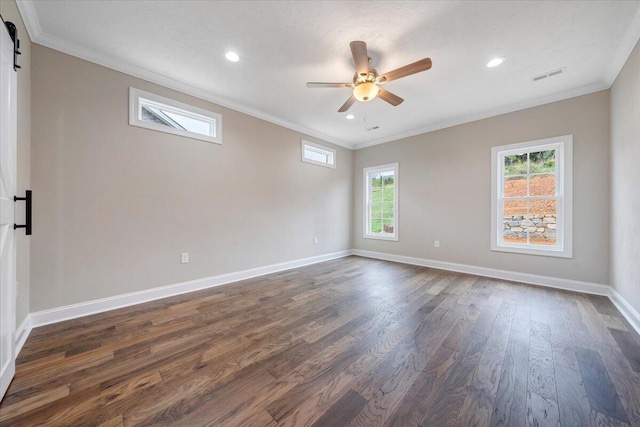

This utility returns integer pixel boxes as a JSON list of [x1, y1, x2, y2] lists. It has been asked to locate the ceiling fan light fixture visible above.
[[353, 82, 379, 102], [346, 114, 355, 120]]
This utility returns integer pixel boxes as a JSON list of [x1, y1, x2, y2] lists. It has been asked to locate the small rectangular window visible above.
[[491, 135, 572, 258], [364, 163, 398, 241], [301, 140, 336, 168], [129, 88, 222, 144]]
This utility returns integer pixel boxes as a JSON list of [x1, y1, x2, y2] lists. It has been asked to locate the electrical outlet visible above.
[[313, 237, 318, 244], [181, 253, 189, 263], [434, 240, 440, 248]]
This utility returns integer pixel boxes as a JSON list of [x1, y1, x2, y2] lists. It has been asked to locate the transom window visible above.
[[301, 140, 336, 168], [491, 135, 573, 258], [129, 88, 222, 144], [364, 163, 398, 241]]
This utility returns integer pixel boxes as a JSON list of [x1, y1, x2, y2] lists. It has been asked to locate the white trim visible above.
[[609, 288, 640, 336], [13, 1, 352, 150], [16, 251, 640, 341], [351, 82, 607, 150], [352, 249, 609, 296], [301, 140, 336, 169], [490, 135, 573, 258], [605, 7, 640, 86], [29, 250, 352, 328], [17, 1, 636, 152], [363, 163, 399, 241], [15, 314, 31, 356], [14, 0, 42, 40], [129, 87, 222, 144], [352, 249, 640, 336]]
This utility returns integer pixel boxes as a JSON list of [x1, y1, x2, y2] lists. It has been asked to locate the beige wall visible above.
[[611, 39, 640, 314], [20, 13, 636, 317], [30, 45, 352, 312], [353, 91, 610, 285], [1, 0, 31, 327]]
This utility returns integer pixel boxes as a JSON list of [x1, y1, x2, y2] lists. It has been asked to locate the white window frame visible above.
[[129, 87, 222, 144], [301, 140, 336, 168], [364, 163, 399, 241], [491, 135, 573, 258]]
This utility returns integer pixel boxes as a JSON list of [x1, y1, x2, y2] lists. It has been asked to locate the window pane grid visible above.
[[500, 147, 558, 248], [364, 165, 397, 240], [492, 137, 571, 257], [368, 201, 394, 234], [503, 195, 559, 200]]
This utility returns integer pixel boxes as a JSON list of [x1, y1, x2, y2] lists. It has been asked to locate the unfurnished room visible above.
[[0, 1, 639, 426]]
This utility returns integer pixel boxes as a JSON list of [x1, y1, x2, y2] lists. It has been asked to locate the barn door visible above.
[[0, 17, 18, 401]]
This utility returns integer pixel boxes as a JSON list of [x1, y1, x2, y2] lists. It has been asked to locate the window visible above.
[[491, 135, 573, 258], [301, 140, 335, 168], [129, 88, 222, 144], [364, 163, 398, 241]]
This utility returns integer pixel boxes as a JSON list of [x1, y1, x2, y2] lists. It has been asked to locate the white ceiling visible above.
[[17, 1, 640, 149]]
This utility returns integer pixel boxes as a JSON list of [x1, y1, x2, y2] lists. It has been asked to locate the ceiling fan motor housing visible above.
[[353, 69, 379, 85]]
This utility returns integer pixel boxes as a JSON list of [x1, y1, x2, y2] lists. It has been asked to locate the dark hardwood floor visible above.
[[1, 256, 639, 426]]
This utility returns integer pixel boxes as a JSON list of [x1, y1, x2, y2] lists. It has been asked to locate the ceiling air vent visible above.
[[532, 67, 565, 82], [363, 114, 379, 131]]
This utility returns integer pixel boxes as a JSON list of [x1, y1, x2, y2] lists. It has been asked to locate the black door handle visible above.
[[14, 190, 31, 235]]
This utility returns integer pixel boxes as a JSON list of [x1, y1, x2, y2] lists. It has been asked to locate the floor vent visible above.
[[532, 67, 565, 82]]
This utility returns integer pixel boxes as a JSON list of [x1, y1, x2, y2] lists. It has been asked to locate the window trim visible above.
[[301, 140, 336, 168], [129, 87, 222, 144], [490, 135, 573, 258], [363, 163, 399, 241]]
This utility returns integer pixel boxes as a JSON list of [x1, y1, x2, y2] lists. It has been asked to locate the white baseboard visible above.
[[352, 249, 610, 296], [15, 314, 32, 356], [609, 288, 640, 336], [29, 250, 352, 328], [352, 249, 640, 336], [18, 248, 640, 350]]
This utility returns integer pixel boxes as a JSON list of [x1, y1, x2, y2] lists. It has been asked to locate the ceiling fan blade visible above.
[[306, 82, 353, 88], [350, 41, 370, 78], [379, 58, 432, 83], [377, 88, 404, 106], [338, 95, 356, 112]]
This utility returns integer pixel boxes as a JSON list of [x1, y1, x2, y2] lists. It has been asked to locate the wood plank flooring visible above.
[[1, 256, 640, 426]]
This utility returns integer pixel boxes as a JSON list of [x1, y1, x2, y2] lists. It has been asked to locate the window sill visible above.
[[364, 234, 399, 242], [130, 119, 222, 144], [491, 245, 572, 258]]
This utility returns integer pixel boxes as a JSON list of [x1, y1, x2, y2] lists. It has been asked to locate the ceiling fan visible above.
[[306, 41, 432, 113]]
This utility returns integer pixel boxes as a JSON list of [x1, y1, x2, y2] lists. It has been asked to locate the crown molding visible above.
[[14, 0, 640, 152], [16, 2, 353, 150], [605, 6, 640, 87], [352, 81, 608, 150], [15, 0, 41, 40]]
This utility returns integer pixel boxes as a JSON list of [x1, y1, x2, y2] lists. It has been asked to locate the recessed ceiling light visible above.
[[487, 57, 504, 68], [346, 114, 355, 120], [225, 51, 240, 62]]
